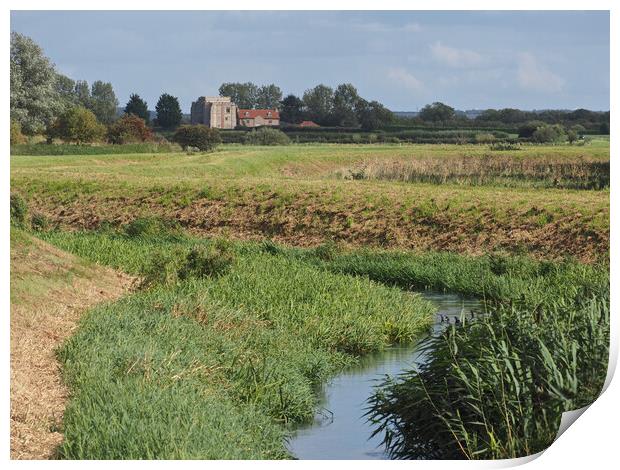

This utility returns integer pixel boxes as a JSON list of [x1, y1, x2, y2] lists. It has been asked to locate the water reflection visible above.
[[287, 292, 482, 460]]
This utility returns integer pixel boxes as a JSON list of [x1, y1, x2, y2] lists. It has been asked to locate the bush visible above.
[[124, 217, 182, 239], [47, 107, 106, 144], [10, 193, 28, 228], [475, 133, 496, 144], [178, 241, 236, 280], [10, 120, 26, 145], [489, 141, 520, 151], [31, 212, 51, 232], [243, 127, 291, 146], [532, 124, 566, 144], [173, 125, 221, 152], [107, 114, 154, 144], [517, 121, 545, 139], [139, 241, 236, 289]]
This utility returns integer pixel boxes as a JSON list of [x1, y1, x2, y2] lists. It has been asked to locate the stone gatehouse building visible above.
[[190, 96, 237, 129]]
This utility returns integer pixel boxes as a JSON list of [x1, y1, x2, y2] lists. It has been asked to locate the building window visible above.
[[268, 120, 272, 124], [226, 107, 230, 112]]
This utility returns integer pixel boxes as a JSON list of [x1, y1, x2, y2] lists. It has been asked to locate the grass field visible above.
[[11, 143, 610, 261], [10, 141, 610, 459]]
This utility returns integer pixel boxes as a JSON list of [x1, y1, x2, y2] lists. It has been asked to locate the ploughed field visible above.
[[11, 143, 609, 262]]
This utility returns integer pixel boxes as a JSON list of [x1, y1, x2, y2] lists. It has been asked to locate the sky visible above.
[[10, 10, 610, 113]]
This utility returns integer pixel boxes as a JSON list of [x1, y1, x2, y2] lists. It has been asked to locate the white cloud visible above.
[[517, 52, 565, 92], [387, 67, 424, 92], [430, 42, 483, 68]]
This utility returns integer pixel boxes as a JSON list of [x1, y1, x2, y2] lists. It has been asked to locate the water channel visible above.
[[287, 292, 483, 460]]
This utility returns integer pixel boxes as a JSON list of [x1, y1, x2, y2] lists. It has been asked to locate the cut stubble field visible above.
[[11, 143, 610, 262]]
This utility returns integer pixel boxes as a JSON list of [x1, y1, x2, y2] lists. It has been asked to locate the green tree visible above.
[[124, 93, 149, 124], [10, 32, 64, 134], [107, 114, 153, 144], [279, 94, 305, 124], [357, 100, 394, 131], [47, 106, 106, 144], [55, 74, 77, 106], [74, 80, 91, 108], [256, 84, 283, 109], [532, 124, 566, 143], [303, 84, 334, 126], [332, 83, 361, 127], [518, 121, 545, 139], [155, 93, 182, 129], [173, 125, 221, 151], [10, 120, 27, 145], [90, 81, 118, 124], [218, 82, 258, 109], [418, 102, 456, 122]]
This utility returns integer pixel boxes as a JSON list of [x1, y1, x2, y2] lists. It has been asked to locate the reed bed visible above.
[[334, 154, 609, 189], [367, 294, 609, 459]]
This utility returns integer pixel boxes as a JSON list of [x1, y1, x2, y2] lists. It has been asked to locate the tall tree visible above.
[[418, 102, 456, 122], [90, 80, 118, 124], [155, 93, 182, 129], [302, 84, 334, 126], [332, 83, 361, 127], [124, 93, 149, 124], [218, 82, 258, 109], [73, 80, 91, 109], [10, 32, 64, 134], [55, 74, 77, 107], [357, 99, 394, 131], [279, 94, 305, 124], [256, 84, 283, 109]]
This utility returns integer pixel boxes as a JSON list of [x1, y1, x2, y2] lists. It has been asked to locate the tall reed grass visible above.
[[334, 155, 609, 189], [367, 294, 609, 459]]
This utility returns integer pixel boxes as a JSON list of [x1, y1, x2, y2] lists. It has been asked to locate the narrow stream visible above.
[[287, 292, 483, 460]]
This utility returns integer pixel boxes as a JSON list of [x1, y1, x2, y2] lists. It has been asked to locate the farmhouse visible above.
[[237, 109, 280, 128], [190, 96, 237, 129]]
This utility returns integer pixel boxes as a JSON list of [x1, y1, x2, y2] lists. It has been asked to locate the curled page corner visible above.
[[555, 405, 590, 441]]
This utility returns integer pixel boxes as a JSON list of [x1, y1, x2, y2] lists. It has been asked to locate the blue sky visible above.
[[11, 10, 610, 112]]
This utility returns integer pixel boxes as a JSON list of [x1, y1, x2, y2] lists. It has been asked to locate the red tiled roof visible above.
[[299, 120, 319, 127], [237, 109, 280, 119]]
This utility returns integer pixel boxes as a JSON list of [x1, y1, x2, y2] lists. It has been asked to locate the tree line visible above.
[[219, 81, 394, 130], [399, 101, 610, 134], [11, 30, 609, 146]]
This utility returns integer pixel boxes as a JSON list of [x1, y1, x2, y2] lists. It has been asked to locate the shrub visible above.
[[475, 133, 496, 144], [489, 141, 520, 151], [517, 121, 545, 139], [107, 114, 153, 144], [47, 107, 106, 144], [173, 125, 221, 152], [532, 124, 566, 144], [10, 120, 26, 145], [124, 217, 182, 239], [31, 212, 51, 232], [139, 241, 236, 289], [243, 127, 290, 146], [10, 193, 28, 228], [178, 241, 236, 280]]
